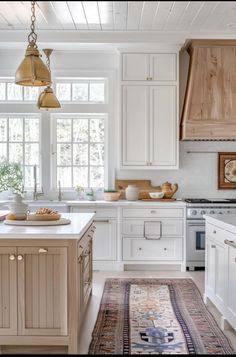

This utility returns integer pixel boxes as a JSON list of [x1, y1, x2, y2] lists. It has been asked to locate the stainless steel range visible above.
[[185, 198, 236, 270]]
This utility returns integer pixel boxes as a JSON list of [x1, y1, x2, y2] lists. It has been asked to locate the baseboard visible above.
[[93, 261, 122, 271], [124, 264, 181, 271]]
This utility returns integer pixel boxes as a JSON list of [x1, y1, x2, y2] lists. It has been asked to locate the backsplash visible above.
[[116, 141, 236, 199]]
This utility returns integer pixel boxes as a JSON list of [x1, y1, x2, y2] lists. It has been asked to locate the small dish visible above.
[[149, 192, 164, 199]]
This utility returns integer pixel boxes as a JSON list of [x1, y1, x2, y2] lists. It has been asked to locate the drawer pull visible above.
[[150, 210, 156, 214], [213, 230, 216, 234], [94, 220, 109, 223], [17, 255, 23, 261], [138, 247, 142, 251], [164, 248, 167, 251], [9, 254, 16, 261], [38, 248, 48, 253], [211, 245, 216, 248], [224, 239, 236, 249]]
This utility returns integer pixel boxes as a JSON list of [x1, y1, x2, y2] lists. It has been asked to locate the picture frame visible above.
[[218, 152, 236, 189]]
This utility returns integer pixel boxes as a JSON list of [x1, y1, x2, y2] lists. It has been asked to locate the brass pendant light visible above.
[[15, 1, 51, 86], [37, 49, 61, 110]]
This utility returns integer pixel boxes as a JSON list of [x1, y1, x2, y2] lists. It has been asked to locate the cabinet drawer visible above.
[[122, 208, 183, 218], [71, 207, 117, 218], [123, 237, 182, 261], [123, 219, 183, 236], [206, 223, 236, 245]]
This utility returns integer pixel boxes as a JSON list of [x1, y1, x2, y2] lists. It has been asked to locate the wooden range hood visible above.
[[180, 39, 236, 140]]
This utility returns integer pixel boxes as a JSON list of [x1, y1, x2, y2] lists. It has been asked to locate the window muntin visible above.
[[0, 81, 39, 101], [56, 79, 106, 103], [53, 114, 105, 189], [0, 115, 41, 189]]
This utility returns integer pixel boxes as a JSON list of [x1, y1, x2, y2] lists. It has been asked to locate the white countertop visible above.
[[204, 214, 236, 234], [66, 199, 186, 207], [0, 212, 95, 239]]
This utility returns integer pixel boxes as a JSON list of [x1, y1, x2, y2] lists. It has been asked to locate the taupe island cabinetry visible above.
[[0, 212, 95, 354]]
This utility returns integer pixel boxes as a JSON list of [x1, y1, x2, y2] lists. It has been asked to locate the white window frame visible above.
[[51, 113, 108, 190], [0, 113, 42, 189], [0, 78, 40, 102]]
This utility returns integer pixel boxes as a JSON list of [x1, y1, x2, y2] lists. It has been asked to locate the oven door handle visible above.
[[187, 223, 205, 227]]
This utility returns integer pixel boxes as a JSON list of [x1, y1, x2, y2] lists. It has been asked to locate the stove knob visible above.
[[191, 210, 197, 215], [201, 210, 206, 215], [209, 210, 215, 214], [219, 211, 223, 214]]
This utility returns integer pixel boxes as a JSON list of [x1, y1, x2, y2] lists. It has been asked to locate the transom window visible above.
[[52, 114, 106, 189], [0, 114, 40, 188], [0, 81, 39, 101], [56, 79, 106, 103]]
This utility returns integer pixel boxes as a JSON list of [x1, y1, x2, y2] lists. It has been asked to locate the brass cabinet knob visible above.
[[9, 254, 16, 261], [17, 255, 23, 261]]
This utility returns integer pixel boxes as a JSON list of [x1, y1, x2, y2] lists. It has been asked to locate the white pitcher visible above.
[[125, 185, 139, 201]]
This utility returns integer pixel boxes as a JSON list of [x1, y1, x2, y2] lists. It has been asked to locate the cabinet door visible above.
[[150, 86, 177, 167], [122, 85, 149, 165], [226, 246, 236, 329], [122, 53, 149, 80], [150, 54, 176, 81], [17, 247, 67, 336], [0, 247, 17, 335], [205, 239, 216, 297], [93, 220, 117, 260]]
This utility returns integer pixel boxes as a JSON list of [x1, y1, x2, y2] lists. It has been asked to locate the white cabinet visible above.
[[205, 238, 226, 312], [122, 53, 176, 81], [122, 85, 177, 168], [93, 219, 117, 261], [225, 244, 236, 329]]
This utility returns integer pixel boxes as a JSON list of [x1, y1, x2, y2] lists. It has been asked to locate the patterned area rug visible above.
[[89, 278, 235, 355]]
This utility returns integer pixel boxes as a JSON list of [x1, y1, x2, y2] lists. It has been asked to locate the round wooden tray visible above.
[[4, 218, 71, 226]]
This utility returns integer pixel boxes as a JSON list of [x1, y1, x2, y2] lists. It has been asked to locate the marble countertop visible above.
[[204, 214, 236, 235], [0, 212, 95, 239]]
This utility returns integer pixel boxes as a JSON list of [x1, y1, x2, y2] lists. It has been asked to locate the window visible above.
[[0, 81, 39, 101], [0, 114, 40, 188], [52, 114, 106, 189], [56, 79, 106, 103]]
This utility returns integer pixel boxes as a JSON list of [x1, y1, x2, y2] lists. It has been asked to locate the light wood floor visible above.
[[78, 270, 236, 354]]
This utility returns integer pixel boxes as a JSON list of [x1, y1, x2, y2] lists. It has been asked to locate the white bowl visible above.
[[149, 192, 164, 199]]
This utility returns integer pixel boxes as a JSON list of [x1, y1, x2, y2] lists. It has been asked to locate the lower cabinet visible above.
[[0, 246, 67, 336], [225, 245, 236, 329], [93, 219, 117, 261]]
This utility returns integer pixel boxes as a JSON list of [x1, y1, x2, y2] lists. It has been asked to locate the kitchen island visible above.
[[0, 212, 95, 354], [204, 214, 236, 332]]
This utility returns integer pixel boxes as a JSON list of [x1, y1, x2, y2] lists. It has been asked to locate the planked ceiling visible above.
[[0, 1, 236, 33]]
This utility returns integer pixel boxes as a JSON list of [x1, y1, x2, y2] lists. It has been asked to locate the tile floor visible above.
[[78, 269, 236, 354]]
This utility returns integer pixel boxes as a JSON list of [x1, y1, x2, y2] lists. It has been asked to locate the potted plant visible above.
[[0, 161, 24, 198], [103, 189, 121, 201], [85, 188, 96, 201]]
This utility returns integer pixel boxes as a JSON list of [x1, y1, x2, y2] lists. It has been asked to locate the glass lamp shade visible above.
[[15, 45, 51, 86], [37, 86, 61, 110]]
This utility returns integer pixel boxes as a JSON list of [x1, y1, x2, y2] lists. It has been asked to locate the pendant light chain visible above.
[[27, 1, 38, 49]]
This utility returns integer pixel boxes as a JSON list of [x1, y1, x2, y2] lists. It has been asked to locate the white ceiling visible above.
[[0, 1, 236, 50]]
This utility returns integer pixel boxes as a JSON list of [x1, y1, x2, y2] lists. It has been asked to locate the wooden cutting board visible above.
[[115, 180, 162, 199]]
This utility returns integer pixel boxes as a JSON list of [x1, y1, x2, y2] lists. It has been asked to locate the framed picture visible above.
[[218, 152, 236, 189]]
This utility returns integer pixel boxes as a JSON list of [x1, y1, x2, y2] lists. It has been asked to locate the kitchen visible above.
[[0, 1, 236, 355]]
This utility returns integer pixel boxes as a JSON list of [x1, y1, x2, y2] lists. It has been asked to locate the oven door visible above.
[[186, 220, 205, 263]]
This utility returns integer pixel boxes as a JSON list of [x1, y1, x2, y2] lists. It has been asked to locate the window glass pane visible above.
[[72, 83, 88, 101], [90, 119, 104, 142], [57, 144, 71, 165], [89, 83, 104, 102], [25, 118, 39, 141], [24, 87, 39, 101], [90, 143, 104, 165], [7, 83, 23, 101], [25, 143, 39, 165], [0, 118, 7, 141], [9, 118, 23, 141], [25, 166, 35, 188], [0, 83, 6, 100], [0, 143, 7, 162], [56, 83, 71, 101], [57, 166, 72, 187], [73, 119, 88, 142], [73, 143, 88, 165], [73, 167, 88, 188], [9, 143, 23, 163], [90, 167, 104, 188], [57, 119, 71, 142]]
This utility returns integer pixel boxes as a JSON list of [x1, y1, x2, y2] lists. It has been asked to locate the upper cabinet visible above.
[[180, 40, 236, 140], [120, 50, 179, 169], [122, 53, 177, 81]]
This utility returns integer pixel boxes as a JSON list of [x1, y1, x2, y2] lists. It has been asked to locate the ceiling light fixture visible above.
[[37, 49, 61, 110], [15, 1, 51, 86]]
